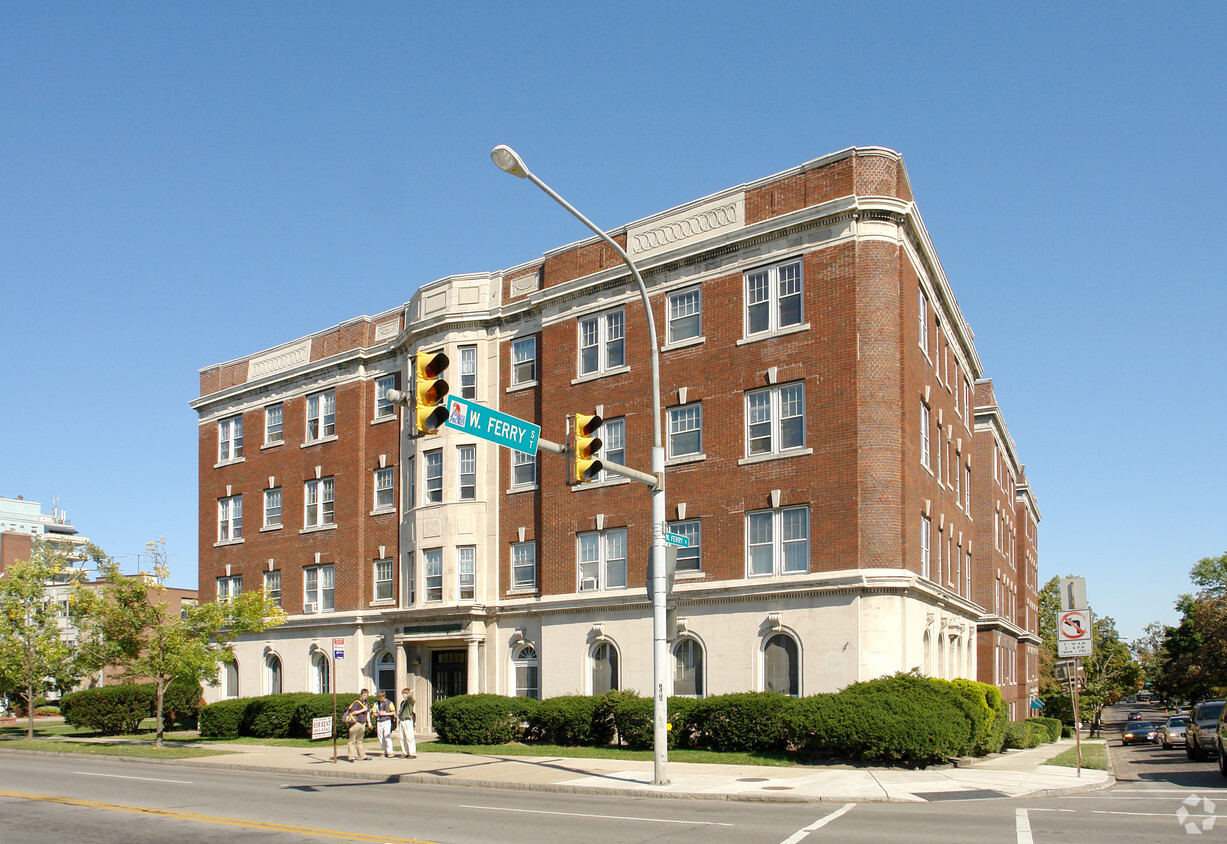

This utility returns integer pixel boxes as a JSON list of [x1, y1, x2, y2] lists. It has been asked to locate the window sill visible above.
[[737, 448, 813, 467], [299, 524, 338, 535], [666, 452, 705, 467], [571, 476, 631, 491], [370, 507, 397, 517], [213, 538, 245, 548], [506, 380, 538, 394], [507, 483, 539, 494], [747, 568, 811, 579], [507, 587, 539, 596], [261, 441, 285, 450], [214, 457, 246, 469], [662, 336, 705, 352], [260, 524, 283, 533], [571, 364, 630, 386], [369, 599, 396, 608], [301, 435, 339, 449], [674, 570, 704, 580], [736, 323, 810, 346], [370, 414, 397, 426]]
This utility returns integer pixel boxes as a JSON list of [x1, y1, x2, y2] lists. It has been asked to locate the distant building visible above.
[[0, 495, 90, 572]]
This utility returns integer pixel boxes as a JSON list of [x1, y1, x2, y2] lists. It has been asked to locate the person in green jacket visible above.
[[395, 687, 416, 758]]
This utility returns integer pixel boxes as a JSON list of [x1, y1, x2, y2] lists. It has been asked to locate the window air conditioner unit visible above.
[[580, 577, 598, 592], [303, 601, 319, 614]]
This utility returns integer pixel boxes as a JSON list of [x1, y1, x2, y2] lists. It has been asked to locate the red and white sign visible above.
[[1058, 609, 1093, 657]]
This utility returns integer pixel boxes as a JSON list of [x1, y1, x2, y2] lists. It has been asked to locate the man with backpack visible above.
[[343, 689, 370, 762]]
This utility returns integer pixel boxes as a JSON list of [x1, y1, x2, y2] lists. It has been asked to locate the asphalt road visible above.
[[3, 703, 1226, 844]]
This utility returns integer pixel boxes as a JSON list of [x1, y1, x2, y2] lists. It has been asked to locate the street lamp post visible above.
[[491, 144, 670, 785]]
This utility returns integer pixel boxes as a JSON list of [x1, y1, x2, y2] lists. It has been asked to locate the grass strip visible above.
[[1044, 741, 1108, 770], [417, 741, 796, 767], [0, 739, 235, 759]]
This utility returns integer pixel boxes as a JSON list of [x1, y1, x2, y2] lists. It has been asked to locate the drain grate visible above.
[[736, 777, 770, 782]]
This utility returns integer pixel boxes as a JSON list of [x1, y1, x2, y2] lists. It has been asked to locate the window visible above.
[[304, 477, 335, 527], [599, 418, 626, 482], [921, 515, 932, 579], [217, 495, 243, 542], [964, 377, 971, 424], [668, 286, 702, 343], [224, 661, 239, 699], [374, 467, 395, 511], [745, 260, 803, 336], [263, 570, 281, 606], [459, 345, 477, 398], [377, 652, 396, 696], [303, 564, 335, 612], [578, 309, 625, 376], [424, 449, 443, 503], [216, 575, 241, 602], [746, 383, 805, 456], [218, 415, 243, 462], [266, 654, 282, 695], [511, 542, 536, 590], [511, 449, 536, 488], [424, 549, 443, 602], [457, 546, 476, 600], [306, 390, 336, 442], [511, 336, 537, 386], [746, 506, 809, 576], [404, 552, 415, 605], [668, 404, 702, 458], [673, 638, 704, 697], [577, 528, 627, 591], [513, 645, 540, 699], [311, 651, 329, 694], [965, 465, 972, 512], [668, 519, 701, 572], [920, 403, 931, 469], [591, 642, 619, 694], [406, 458, 414, 510], [458, 445, 476, 500], [918, 287, 929, 355], [764, 634, 799, 696], [374, 559, 394, 602], [375, 376, 396, 419], [263, 488, 282, 528], [264, 403, 284, 445]]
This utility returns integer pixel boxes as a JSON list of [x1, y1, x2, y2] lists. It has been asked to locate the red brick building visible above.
[[193, 147, 1040, 722]]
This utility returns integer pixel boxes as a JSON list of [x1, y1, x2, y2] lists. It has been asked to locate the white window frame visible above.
[[511, 541, 536, 590], [303, 564, 335, 612], [596, 417, 626, 483], [511, 449, 536, 488], [921, 515, 932, 580], [667, 286, 702, 344], [459, 345, 477, 399], [577, 309, 625, 377], [263, 487, 282, 529], [920, 403, 931, 469], [373, 558, 394, 602], [304, 477, 335, 528], [577, 528, 628, 592], [668, 519, 701, 572], [457, 445, 476, 500], [374, 467, 395, 512], [217, 495, 243, 542], [745, 506, 809, 577], [744, 259, 803, 337], [424, 449, 443, 503], [511, 336, 537, 386], [264, 403, 284, 445], [672, 637, 704, 697], [667, 403, 702, 458], [424, 548, 443, 602], [918, 287, 929, 356], [217, 575, 241, 602], [263, 570, 281, 606], [374, 375, 396, 419], [513, 644, 540, 699], [218, 415, 243, 462], [305, 390, 336, 442], [457, 546, 476, 601], [745, 382, 805, 457]]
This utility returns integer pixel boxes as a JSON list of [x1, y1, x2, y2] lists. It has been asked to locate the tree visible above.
[[82, 538, 287, 748], [0, 539, 102, 739], [1150, 552, 1227, 704]]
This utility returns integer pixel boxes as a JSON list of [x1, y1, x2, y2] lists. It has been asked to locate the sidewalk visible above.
[[165, 736, 1112, 803]]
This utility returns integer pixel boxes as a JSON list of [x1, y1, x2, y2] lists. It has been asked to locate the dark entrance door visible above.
[[431, 649, 467, 702]]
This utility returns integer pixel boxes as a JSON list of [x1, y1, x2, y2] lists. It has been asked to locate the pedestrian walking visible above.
[[395, 687, 417, 758], [375, 690, 397, 757], [343, 689, 371, 762]]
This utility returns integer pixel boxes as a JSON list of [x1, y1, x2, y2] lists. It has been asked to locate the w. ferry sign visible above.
[[444, 395, 540, 454]]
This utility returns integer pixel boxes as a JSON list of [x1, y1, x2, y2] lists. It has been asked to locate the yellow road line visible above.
[[0, 788, 438, 843]]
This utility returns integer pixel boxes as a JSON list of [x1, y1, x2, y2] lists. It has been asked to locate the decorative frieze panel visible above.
[[247, 339, 312, 381], [627, 193, 745, 261]]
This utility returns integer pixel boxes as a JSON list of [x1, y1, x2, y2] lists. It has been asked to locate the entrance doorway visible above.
[[431, 649, 467, 702]]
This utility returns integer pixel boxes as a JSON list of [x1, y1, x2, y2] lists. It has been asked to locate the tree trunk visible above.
[[24, 686, 34, 740], [155, 679, 166, 749]]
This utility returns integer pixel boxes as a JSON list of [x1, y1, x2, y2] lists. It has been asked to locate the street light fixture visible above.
[[491, 144, 670, 785]]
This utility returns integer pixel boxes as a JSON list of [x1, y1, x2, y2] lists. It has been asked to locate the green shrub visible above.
[[432, 694, 536, 745], [531, 695, 615, 746], [198, 698, 247, 738], [950, 679, 1000, 755], [1002, 720, 1047, 749], [689, 692, 794, 752], [159, 682, 204, 728], [60, 685, 156, 735], [1026, 716, 1062, 743], [239, 694, 306, 739], [36, 706, 59, 716], [608, 695, 701, 751]]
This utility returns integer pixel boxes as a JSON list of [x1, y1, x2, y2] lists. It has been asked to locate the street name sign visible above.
[[664, 531, 690, 548], [1057, 608, 1093, 657], [444, 395, 540, 454]]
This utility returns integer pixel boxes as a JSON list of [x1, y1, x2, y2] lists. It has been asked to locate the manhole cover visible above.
[[737, 777, 769, 782]]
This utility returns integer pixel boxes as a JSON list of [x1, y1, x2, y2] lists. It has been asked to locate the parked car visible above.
[[1122, 722, 1159, 746], [1186, 700, 1225, 760], [1161, 715, 1190, 749]]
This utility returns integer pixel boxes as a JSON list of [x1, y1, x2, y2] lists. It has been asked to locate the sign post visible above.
[[1057, 607, 1093, 777], [331, 638, 344, 764]]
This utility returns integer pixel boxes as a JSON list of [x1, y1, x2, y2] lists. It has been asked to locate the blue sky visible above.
[[2, 2, 1224, 641]]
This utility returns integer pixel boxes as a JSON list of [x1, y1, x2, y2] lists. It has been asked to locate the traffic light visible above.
[[572, 412, 603, 483], [414, 350, 450, 434]]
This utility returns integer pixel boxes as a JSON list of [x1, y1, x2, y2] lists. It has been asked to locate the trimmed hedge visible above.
[[1003, 720, 1048, 749], [606, 694, 703, 750], [1026, 716, 1062, 743], [199, 693, 369, 740], [689, 692, 794, 752], [61, 685, 155, 736], [530, 695, 615, 746], [432, 694, 537, 745], [951, 679, 1007, 755]]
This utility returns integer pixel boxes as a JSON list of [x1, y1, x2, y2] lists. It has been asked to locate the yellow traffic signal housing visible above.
[[572, 412, 603, 483], [414, 350, 450, 434]]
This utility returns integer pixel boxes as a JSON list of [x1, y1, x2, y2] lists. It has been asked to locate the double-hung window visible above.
[[512, 449, 536, 488], [218, 416, 243, 462], [577, 528, 627, 592], [920, 403, 931, 469], [374, 467, 395, 511], [745, 260, 802, 336], [668, 519, 701, 572], [303, 564, 335, 612], [264, 404, 283, 445], [511, 542, 536, 590], [263, 488, 282, 528], [304, 477, 335, 527], [578, 309, 625, 376], [457, 445, 476, 500], [918, 287, 929, 355], [511, 336, 536, 386], [217, 575, 241, 602], [746, 383, 805, 456], [217, 495, 242, 542], [305, 390, 336, 442], [668, 404, 702, 458], [667, 286, 702, 343], [424, 449, 443, 503], [459, 345, 477, 399], [263, 570, 281, 606], [599, 418, 626, 482], [457, 546, 476, 600], [424, 549, 443, 602], [374, 559, 394, 602], [374, 376, 396, 419], [921, 515, 932, 579], [746, 506, 809, 576]]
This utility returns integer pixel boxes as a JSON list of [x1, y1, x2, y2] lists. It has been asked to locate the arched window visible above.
[[591, 642, 619, 695], [513, 645, 540, 699], [311, 651, 330, 694], [763, 633, 798, 696], [672, 638, 704, 697], [922, 630, 933, 676], [266, 654, 282, 695], [224, 660, 239, 699], [377, 652, 396, 696]]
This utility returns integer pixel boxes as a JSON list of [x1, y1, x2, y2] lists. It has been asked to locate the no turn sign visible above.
[[1058, 609, 1093, 657]]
